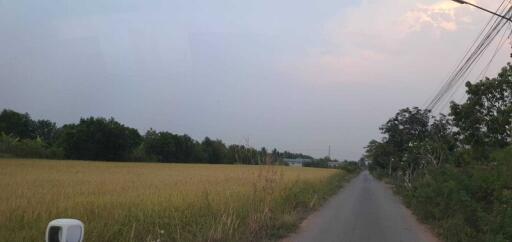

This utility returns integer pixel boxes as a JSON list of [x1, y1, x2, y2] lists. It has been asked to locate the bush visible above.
[[0, 133, 63, 159], [400, 146, 512, 242]]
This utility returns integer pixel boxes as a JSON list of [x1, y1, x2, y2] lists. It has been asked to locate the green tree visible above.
[[201, 137, 227, 164], [422, 114, 457, 167], [33, 119, 57, 144], [450, 63, 512, 158], [0, 109, 35, 139], [380, 107, 430, 183], [365, 139, 394, 174], [59, 117, 142, 161], [143, 130, 202, 162]]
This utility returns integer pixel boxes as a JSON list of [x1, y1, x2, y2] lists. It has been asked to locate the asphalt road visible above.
[[285, 170, 439, 242]]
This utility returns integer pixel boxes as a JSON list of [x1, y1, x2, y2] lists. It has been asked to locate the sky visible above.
[[0, 0, 510, 160]]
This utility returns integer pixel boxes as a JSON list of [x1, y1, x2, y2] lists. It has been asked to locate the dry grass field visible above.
[[0, 159, 348, 242]]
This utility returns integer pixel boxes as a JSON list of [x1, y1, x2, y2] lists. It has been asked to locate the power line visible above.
[[428, 1, 509, 110], [426, 0, 508, 109], [426, 0, 512, 112]]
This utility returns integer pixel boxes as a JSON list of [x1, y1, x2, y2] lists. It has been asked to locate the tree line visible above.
[[365, 63, 512, 241], [0, 110, 312, 164]]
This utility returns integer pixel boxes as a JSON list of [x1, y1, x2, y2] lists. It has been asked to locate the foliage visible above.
[[58, 117, 142, 161], [367, 107, 456, 186], [450, 63, 512, 155], [401, 148, 512, 242], [0, 109, 36, 139], [0, 109, 312, 164], [0, 133, 64, 159], [33, 119, 58, 144], [201, 137, 228, 164], [142, 129, 203, 163], [366, 63, 512, 242]]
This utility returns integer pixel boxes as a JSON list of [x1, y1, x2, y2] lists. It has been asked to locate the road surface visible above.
[[285, 171, 439, 242]]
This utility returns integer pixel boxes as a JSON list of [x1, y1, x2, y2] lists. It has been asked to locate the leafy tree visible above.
[[259, 147, 268, 164], [174, 134, 202, 162], [421, 114, 457, 167], [142, 130, 203, 162], [201, 137, 227, 164], [143, 130, 177, 162], [0, 109, 35, 139], [59, 117, 142, 161], [365, 139, 394, 174], [368, 107, 457, 186], [33, 119, 58, 144], [450, 63, 512, 157], [379, 107, 431, 184]]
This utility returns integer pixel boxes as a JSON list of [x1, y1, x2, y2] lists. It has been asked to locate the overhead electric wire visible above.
[[425, 0, 508, 109], [426, 0, 512, 112], [477, 23, 512, 80], [438, 5, 508, 105], [429, 2, 511, 111]]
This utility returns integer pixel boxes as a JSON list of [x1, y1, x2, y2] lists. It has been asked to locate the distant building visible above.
[[283, 158, 312, 167], [328, 161, 340, 168]]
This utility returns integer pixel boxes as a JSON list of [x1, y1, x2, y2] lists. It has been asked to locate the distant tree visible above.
[[378, 107, 431, 185], [0, 109, 35, 139], [271, 148, 280, 164], [33, 119, 58, 144], [422, 114, 457, 167], [358, 156, 366, 167], [59, 117, 142, 161], [280, 150, 313, 160], [365, 139, 394, 174], [143, 130, 202, 162], [259, 147, 268, 164], [174, 134, 201, 162], [201, 137, 227, 164], [143, 130, 177, 162], [227, 144, 244, 164]]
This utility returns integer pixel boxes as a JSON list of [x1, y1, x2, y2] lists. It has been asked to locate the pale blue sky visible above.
[[0, 0, 509, 159]]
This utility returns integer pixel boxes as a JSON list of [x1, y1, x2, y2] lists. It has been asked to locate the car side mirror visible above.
[[46, 219, 84, 242]]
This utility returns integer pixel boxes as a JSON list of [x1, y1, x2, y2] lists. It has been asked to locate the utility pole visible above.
[[328, 145, 331, 159]]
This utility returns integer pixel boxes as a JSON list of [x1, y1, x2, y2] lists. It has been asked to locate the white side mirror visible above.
[[46, 219, 84, 242]]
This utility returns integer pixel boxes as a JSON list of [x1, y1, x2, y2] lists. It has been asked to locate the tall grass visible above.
[[0, 159, 349, 241]]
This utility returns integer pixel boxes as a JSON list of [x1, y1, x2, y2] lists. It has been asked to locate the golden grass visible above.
[[0, 159, 346, 242]]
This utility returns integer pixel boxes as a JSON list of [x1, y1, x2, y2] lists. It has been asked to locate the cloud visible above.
[[281, 0, 508, 87], [401, 1, 474, 33]]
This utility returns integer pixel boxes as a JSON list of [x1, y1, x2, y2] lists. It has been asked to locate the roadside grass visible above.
[[0, 159, 351, 242]]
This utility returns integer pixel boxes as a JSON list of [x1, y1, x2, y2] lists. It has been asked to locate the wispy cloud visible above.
[[402, 1, 472, 33], [282, 0, 505, 85]]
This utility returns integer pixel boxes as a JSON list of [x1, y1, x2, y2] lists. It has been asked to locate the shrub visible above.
[[400, 146, 512, 242], [0, 133, 63, 159]]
